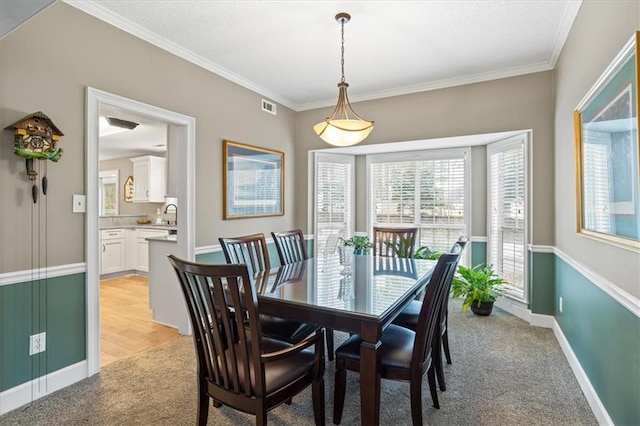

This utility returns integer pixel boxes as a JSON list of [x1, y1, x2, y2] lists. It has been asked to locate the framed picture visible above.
[[223, 140, 284, 219], [574, 32, 640, 251]]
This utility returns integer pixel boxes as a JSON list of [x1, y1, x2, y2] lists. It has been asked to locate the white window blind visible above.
[[314, 154, 354, 256], [369, 149, 469, 264], [582, 132, 613, 233], [488, 137, 527, 300]]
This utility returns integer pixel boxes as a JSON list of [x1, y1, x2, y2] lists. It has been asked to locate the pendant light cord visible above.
[[340, 19, 345, 83]]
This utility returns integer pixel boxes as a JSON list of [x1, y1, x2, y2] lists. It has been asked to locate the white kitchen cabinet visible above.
[[136, 228, 169, 272], [131, 156, 166, 203], [100, 229, 126, 275]]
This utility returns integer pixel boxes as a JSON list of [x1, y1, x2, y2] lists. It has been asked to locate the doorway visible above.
[[86, 87, 195, 376]]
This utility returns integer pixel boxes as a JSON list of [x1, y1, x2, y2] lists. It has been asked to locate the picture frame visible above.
[[223, 140, 284, 219], [574, 31, 640, 251]]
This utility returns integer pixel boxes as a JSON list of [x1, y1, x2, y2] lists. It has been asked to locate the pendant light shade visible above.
[[314, 13, 373, 147]]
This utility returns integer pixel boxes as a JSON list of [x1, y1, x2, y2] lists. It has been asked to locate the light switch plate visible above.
[[72, 194, 86, 213]]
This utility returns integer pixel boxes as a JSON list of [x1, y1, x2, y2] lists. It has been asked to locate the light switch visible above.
[[72, 194, 86, 213]]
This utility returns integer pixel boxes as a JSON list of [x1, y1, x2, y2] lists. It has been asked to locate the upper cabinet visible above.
[[130, 155, 166, 202]]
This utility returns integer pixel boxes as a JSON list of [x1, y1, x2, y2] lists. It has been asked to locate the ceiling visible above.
[[3, 1, 582, 158], [63, 0, 582, 111]]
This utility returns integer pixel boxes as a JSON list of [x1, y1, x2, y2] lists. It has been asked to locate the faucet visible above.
[[164, 204, 177, 226]]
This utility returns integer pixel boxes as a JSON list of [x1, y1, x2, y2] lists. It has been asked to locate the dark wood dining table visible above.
[[255, 254, 437, 425]]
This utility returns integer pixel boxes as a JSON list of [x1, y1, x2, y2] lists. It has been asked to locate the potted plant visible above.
[[450, 263, 506, 316], [340, 235, 372, 255]]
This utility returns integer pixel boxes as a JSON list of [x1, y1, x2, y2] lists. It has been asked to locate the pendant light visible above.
[[313, 12, 374, 147]]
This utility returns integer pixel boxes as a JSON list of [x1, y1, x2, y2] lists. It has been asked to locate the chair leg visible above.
[[312, 376, 325, 426], [285, 398, 293, 405], [433, 335, 446, 391], [212, 400, 222, 408], [333, 360, 347, 424], [197, 377, 210, 426], [326, 328, 334, 361], [442, 328, 452, 365], [256, 410, 267, 426], [427, 365, 440, 409], [409, 377, 423, 426]]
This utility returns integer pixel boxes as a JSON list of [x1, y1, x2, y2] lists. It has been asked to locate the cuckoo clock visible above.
[[4, 111, 64, 203]]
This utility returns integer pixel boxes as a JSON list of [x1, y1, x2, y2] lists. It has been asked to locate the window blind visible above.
[[314, 154, 354, 256], [369, 149, 469, 264], [488, 139, 526, 298]]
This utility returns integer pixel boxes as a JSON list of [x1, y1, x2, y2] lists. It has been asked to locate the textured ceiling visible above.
[[65, 0, 582, 111]]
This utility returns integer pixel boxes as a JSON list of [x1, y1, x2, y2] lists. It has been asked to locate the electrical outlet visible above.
[[559, 296, 563, 313], [29, 332, 46, 356]]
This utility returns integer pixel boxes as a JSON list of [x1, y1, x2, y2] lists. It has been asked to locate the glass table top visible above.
[[259, 255, 437, 318]]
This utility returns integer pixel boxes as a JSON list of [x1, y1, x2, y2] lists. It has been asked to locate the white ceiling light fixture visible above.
[[313, 12, 374, 147]]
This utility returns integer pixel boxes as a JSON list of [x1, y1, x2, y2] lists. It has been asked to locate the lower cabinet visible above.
[[135, 229, 169, 272], [100, 229, 126, 274], [100, 228, 169, 276]]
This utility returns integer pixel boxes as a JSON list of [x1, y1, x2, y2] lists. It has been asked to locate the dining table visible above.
[[255, 254, 437, 425]]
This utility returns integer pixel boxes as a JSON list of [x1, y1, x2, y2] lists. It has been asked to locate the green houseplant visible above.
[[450, 263, 506, 315], [340, 235, 372, 255], [413, 245, 442, 260]]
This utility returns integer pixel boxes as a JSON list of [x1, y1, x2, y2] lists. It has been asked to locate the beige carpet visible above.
[[2, 299, 597, 425]]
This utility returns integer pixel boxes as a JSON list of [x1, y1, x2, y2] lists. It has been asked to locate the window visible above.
[[314, 153, 355, 256], [99, 170, 119, 216], [487, 135, 527, 301], [368, 148, 470, 264]]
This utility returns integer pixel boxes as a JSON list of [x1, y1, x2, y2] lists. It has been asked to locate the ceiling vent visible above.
[[106, 116, 139, 130], [261, 99, 277, 115]]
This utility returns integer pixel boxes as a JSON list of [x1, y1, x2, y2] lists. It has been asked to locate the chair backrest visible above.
[[450, 235, 469, 252], [167, 255, 267, 398], [411, 251, 461, 366], [373, 226, 418, 258], [271, 229, 308, 265], [219, 233, 271, 275]]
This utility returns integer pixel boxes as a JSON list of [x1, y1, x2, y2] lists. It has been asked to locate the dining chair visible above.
[[332, 250, 461, 426], [167, 255, 325, 426], [271, 229, 335, 361], [372, 226, 418, 258], [271, 229, 308, 265], [392, 236, 468, 391], [219, 233, 332, 360]]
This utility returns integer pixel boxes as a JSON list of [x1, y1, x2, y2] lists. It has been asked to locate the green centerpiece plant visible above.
[[340, 235, 372, 255], [450, 263, 506, 316]]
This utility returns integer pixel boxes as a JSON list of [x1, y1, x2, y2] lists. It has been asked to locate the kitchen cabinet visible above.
[[131, 155, 166, 203], [136, 228, 169, 272], [100, 229, 126, 275]]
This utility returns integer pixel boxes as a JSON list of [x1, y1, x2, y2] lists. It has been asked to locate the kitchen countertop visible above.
[[146, 235, 178, 242], [100, 224, 177, 231]]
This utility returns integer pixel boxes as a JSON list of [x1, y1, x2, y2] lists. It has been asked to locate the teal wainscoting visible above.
[[0, 273, 86, 392], [529, 251, 555, 315], [470, 241, 486, 268], [556, 257, 640, 425]]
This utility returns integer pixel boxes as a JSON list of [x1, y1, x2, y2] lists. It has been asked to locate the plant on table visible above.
[[340, 235, 372, 255], [450, 263, 506, 315]]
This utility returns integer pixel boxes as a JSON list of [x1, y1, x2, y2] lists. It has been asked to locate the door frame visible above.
[[85, 87, 196, 376]]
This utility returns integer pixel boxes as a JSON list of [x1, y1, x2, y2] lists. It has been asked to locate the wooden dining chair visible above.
[[219, 233, 332, 360], [271, 229, 308, 265], [271, 229, 335, 361], [392, 236, 467, 391], [167, 255, 325, 426], [332, 250, 461, 426], [372, 226, 418, 258]]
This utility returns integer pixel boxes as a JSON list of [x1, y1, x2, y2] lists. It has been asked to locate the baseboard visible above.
[[494, 297, 531, 322], [0, 361, 87, 415], [551, 320, 613, 425]]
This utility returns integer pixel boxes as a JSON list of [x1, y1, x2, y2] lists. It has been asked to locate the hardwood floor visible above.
[[100, 274, 179, 366]]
